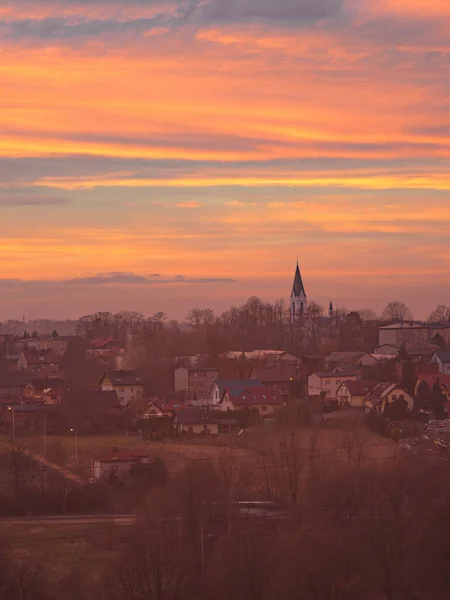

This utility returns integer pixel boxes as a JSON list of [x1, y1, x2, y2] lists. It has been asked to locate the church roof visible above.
[[292, 263, 306, 298]]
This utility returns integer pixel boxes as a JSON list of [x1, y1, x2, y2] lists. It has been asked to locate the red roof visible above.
[[95, 448, 149, 463], [228, 386, 283, 407], [91, 338, 121, 349]]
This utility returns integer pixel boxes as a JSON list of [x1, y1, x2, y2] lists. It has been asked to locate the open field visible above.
[[1, 411, 400, 479]]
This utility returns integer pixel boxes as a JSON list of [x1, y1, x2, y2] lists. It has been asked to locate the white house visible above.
[[337, 380, 377, 408], [209, 379, 262, 406], [365, 383, 414, 414], [430, 350, 450, 375], [99, 370, 144, 407], [308, 370, 359, 398], [92, 449, 150, 479]]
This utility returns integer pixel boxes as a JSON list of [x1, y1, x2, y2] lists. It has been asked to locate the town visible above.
[[1, 264, 450, 598]]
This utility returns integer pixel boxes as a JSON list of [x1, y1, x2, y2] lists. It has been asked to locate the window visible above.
[[131, 387, 134, 392], [336, 380, 341, 385], [325, 380, 330, 385], [260, 406, 268, 412]]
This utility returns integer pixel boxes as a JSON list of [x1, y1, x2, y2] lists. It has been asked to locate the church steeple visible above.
[[292, 262, 306, 298], [290, 261, 307, 323], [329, 300, 334, 317]]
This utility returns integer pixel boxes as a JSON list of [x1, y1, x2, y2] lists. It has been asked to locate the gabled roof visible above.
[[212, 379, 262, 397], [338, 380, 377, 396], [91, 337, 122, 349], [227, 386, 283, 407], [311, 371, 359, 379], [251, 365, 299, 383], [102, 370, 142, 386], [21, 349, 59, 364], [326, 351, 369, 364], [291, 263, 306, 298], [433, 349, 450, 363]]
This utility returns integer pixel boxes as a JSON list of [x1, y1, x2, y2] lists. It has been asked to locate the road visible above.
[[0, 513, 136, 526]]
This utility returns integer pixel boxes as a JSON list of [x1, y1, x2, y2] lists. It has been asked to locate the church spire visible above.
[[292, 261, 306, 298], [329, 300, 334, 317]]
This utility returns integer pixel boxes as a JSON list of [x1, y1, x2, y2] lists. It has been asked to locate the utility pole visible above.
[[43, 418, 47, 457], [70, 428, 78, 460], [8, 407, 15, 439]]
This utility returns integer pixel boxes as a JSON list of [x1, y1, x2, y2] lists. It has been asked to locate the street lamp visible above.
[[70, 428, 78, 461], [8, 407, 15, 439]]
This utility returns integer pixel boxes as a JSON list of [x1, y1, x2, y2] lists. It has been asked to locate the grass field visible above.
[[2, 410, 399, 479]]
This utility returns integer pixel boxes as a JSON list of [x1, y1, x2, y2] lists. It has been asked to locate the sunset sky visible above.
[[1, 0, 450, 320]]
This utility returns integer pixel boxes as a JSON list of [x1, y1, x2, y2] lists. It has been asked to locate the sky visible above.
[[1, 0, 450, 321]]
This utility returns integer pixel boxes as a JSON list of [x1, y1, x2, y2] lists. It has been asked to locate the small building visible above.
[[365, 383, 414, 414], [17, 349, 60, 376], [325, 352, 378, 369], [99, 370, 144, 407], [92, 449, 150, 479], [308, 370, 359, 398], [249, 365, 302, 395], [337, 380, 377, 408], [431, 350, 450, 375], [174, 367, 218, 404], [174, 409, 219, 435], [0, 372, 35, 400], [219, 386, 284, 416], [210, 379, 262, 405]]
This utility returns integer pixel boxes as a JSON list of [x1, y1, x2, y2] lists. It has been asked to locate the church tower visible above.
[[290, 262, 307, 323]]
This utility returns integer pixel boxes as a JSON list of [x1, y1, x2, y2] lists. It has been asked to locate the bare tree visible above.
[[381, 302, 412, 323], [427, 304, 450, 324]]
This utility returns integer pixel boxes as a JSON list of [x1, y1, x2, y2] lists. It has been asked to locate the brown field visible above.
[[3, 410, 399, 478]]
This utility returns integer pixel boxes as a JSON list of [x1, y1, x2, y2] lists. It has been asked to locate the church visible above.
[[289, 262, 333, 323]]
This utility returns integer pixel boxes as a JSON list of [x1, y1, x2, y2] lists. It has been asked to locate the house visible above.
[[174, 409, 219, 435], [249, 365, 302, 395], [174, 367, 218, 404], [92, 448, 150, 479], [373, 344, 400, 357], [87, 338, 125, 364], [219, 386, 284, 416], [430, 350, 450, 374], [222, 350, 298, 364], [99, 370, 144, 407], [209, 379, 262, 405], [17, 349, 60, 376], [0, 372, 35, 400], [143, 399, 186, 418], [365, 383, 414, 414], [378, 322, 450, 350], [325, 352, 378, 369], [337, 380, 378, 408], [308, 370, 359, 398], [32, 378, 68, 405]]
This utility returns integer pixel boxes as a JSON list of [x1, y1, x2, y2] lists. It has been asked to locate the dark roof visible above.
[[0, 372, 34, 387], [174, 409, 218, 426], [338, 380, 377, 396], [312, 371, 359, 379], [103, 370, 142, 386], [214, 379, 262, 397], [228, 387, 283, 407], [22, 349, 59, 365], [251, 365, 299, 383], [292, 262, 306, 297], [434, 350, 450, 363]]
